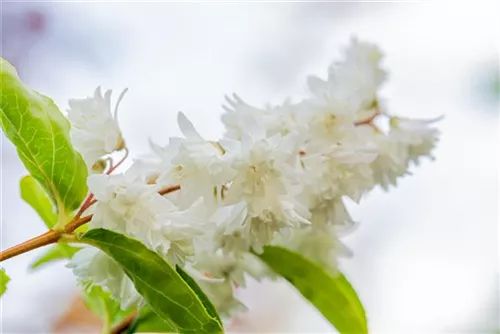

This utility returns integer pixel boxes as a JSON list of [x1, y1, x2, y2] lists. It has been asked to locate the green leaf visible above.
[[82, 229, 224, 334], [30, 243, 80, 270], [256, 246, 368, 334], [83, 285, 132, 331], [0, 58, 88, 215], [0, 268, 9, 297], [175, 266, 222, 326], [20, 175, 58, 228], [134, 307, 178, 333]]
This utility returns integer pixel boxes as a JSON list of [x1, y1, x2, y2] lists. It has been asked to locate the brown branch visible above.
[[0, 230, 59, 262], [0, 214, 93, 262], [73, 194, 95, 220], [0, 185, 180, 263], [110, 310, 138, 334], [65, 215, 93, 233]]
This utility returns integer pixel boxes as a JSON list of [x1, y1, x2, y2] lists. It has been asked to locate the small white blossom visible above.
[[222, 94, 304, 138], [390, 116, 441, 165], [300, 144, 377, 204], [190, 250, 271, 317], [153, 112, 236, 210], [67, 247, 141, 310], [309, 198, 356, 229], [67, 87, 125, 168], [307, 38, 386, 116], [88, 169, 169, 249], [198, 279, 246, 317], [274, 225, 352, 274], [220, 118, 310, 250], [88, 168, 205, 265], [368, 131, 409, 190], [368, 117, 440, 189]]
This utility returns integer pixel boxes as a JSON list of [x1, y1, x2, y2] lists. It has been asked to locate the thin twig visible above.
[[0, 231, 59, 261], [64, 214, 93, 234], [354, 109, 381, 126], [74, 150, 129, 220], [107, 149, 129, 175], [0, 214, 93, 262], [0, 185, 180, 263], [73, 194, 95, 220]]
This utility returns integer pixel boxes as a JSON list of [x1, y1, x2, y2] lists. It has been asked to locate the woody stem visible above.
[[0, 185, 180, 263]]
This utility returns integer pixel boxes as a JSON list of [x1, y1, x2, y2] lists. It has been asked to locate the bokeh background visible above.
[[1, 1, 498, 333]]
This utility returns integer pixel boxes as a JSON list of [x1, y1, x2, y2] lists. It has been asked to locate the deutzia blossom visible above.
[[222, 94, 304, 139], [309, 198, 355, 229], [67, 247, 140, 310], [300, 144, 377, 204], [152, 112, 236, 210], [389, 116, 441, 165], [274, 225, 352, 274], [368, 129, 409, 190], [198, 280, 246, 317], [221, 117, 310, 251], [65, 37, 440, 317], [190, 250, 271, 316], [368, 117, 440, 189], [307, 38, 386, 116], [87, 169, 169, 250], [67, 87, 125, 168], [88, 167, 205, 265]]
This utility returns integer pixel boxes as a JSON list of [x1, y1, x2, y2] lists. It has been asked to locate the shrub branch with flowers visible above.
[[0, 38, 439, 333]]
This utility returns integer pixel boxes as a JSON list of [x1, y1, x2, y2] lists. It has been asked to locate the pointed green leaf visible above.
[[133, 307, 178, 333], [0, 58, 88, 214], [82, 229, 224, 334], [256, 246, 368, 334], [20, 175, 58, 228], [30, 243, 80, 270], [1, 268, 9, 297], [175, 265, 222, 326]]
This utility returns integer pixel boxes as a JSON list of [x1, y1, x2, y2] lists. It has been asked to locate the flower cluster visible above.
[[68, 38, 439, 316]]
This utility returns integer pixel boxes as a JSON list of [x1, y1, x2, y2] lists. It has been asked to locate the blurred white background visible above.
[[1, 1, 498, 333]]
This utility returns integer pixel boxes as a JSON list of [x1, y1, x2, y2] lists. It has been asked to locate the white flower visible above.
[[302, 38, 386, 147], [64, 37, 441, 320], [300, 144, 377, 204], [307, 38, 386, 116], [368, 131, 409, 190], [205, 202, 252, 254], [221, 94, 264, 140], [190, 249, 271, 317], [88, 167, 206, 265], [155, 112, 236, 210], [390, 117, 441, 165], [369, 117, 440, 189], [67, 247, 141, 310], [160, 199, 210, 266], [219, 117, 310, 251], [274, 224, 352, 274], [309, 198, 356, 229], [298, 96, 358, 145], [67, 87, 125, 168], [88, 169, 169, 249], [197, 279, 246, 317], [336, 37, 387, 109], [222, 94, 304, 139]]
